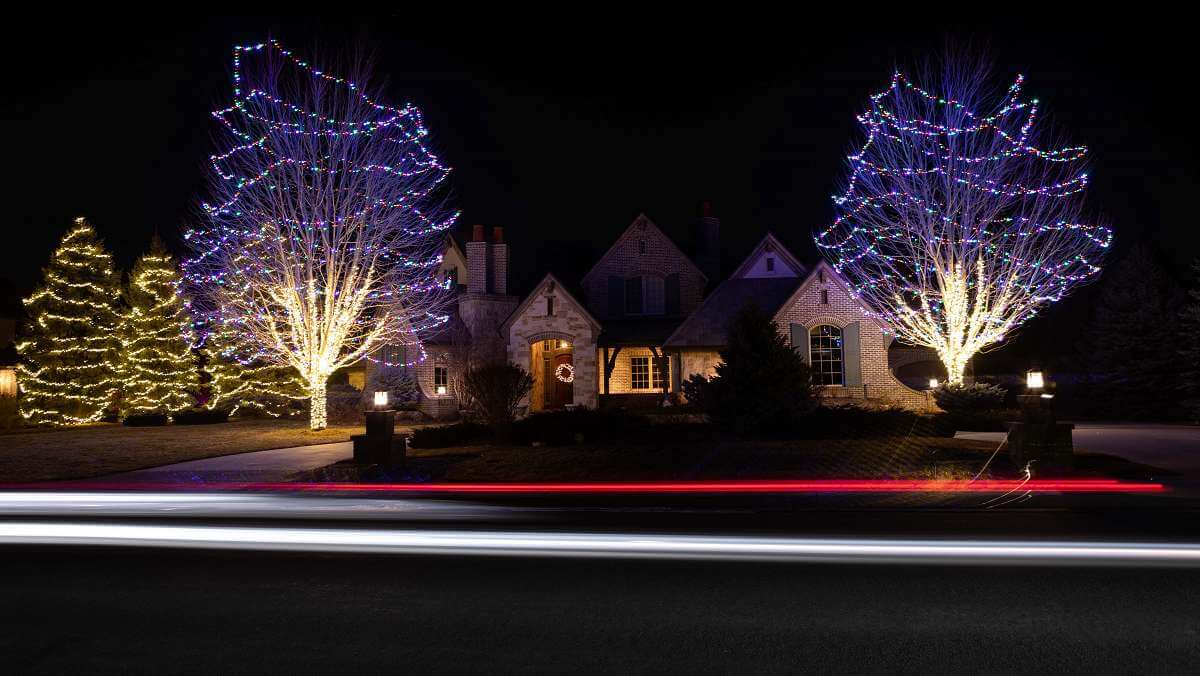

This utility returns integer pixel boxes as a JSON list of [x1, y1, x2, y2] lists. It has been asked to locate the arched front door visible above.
[[549, 352, 574, 409]]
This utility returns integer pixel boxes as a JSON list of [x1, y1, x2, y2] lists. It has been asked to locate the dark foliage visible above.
[[933, 382, 1007, 413], [173, 408, 230, 425], [408, 421, 492, 448], [681, 305, 815, 432], [459, 362, 533, 430], [509, 409, 657, 446], [1079, 245, 1186, 419], [121, 412, 168, 427], [325, 383, 364, 424], [1181, 260, 1200, 423]]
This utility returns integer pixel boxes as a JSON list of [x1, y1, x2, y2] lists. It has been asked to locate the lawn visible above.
[[0, 419, 365, 483], [298, 435, 1008, 483]]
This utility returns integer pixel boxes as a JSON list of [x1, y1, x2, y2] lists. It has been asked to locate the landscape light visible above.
[[1026, 370, 1045, 391]]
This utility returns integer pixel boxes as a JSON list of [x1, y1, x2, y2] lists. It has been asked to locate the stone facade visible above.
[[772, 262, 933, 411], [580, 214, 707, 319], [503, 275, 601, 411]]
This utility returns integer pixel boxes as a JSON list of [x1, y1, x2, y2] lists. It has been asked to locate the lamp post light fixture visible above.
[[1026, 370, 1045, 393], [373, 391, 389, 409]]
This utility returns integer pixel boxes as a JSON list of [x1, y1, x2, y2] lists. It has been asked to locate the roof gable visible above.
[[580, 213, 707, 288], [500, 272, 602, 335], [730, 232, 806, 280], [773, 260, 889, 331]]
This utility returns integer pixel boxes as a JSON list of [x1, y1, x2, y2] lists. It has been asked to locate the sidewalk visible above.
[[106, 441, 353, 483]]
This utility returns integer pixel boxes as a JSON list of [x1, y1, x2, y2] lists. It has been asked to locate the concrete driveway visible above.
[[106, 441, 353, 483], [956, 423, 1200, 475]]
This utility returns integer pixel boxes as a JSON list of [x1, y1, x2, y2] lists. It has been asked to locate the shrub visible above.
[[122, 412, 168, 426], [459, 362, 533, 430], [932, 382, 1007, 413], [173, 408, 230, 425], [681, 305, 815, 432], [363, 366, 419, 409], [325, 383, 363, 424], [409, 421, 491, 448], [509, 408, 652, 446]]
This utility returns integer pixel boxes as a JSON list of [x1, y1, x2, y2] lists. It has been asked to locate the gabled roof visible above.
[[579, 213, 707, 289], [728, 232, 807, 280], [665, 233, 807, 348], [773, 260, 890, 331], [500, 272, 602, 335], [664, 277, 801, 347]]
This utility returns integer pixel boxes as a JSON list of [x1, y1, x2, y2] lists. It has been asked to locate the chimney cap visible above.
[[472, 224, 485, 242]]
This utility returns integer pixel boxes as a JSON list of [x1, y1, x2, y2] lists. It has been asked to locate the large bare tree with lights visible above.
[[185, 41, 456, 429], [815, 59, 1111, 384]]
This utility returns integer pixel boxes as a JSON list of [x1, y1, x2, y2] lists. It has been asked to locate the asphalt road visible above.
[[4, 545, 1200, 673]]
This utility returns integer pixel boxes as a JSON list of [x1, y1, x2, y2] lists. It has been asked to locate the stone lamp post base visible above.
[[353, 410, 406, 466], [1006, 395, 1074, 475]]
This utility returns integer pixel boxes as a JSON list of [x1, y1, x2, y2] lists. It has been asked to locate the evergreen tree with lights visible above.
[[117, 237, 200, 417], [200, 325, 307, 417], [185, 40, 455, 430], [17, 218, 122, 425], [816, 57, 1110, 385]]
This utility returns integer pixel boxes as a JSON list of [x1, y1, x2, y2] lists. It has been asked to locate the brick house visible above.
[[367, 207, 940, 417]]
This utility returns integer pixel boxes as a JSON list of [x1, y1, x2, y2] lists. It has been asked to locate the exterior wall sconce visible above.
[[928, 378, 939, 389]]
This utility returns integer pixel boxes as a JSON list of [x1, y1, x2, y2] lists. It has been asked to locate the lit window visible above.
[[652, 357, 667, 389], [809, 325, 844, 386], [630, 357, 650, 390]]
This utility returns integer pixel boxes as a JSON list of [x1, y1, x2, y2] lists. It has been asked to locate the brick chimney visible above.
[[490, 227, 508, 295], [467, 224, 490, 293], [696, 201, 721, 281]]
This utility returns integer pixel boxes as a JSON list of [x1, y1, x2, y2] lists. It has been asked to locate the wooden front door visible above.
[[548, 352, 574, 409]]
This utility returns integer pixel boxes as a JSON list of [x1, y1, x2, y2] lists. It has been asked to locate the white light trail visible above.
[[3, 522, 1200, 567]]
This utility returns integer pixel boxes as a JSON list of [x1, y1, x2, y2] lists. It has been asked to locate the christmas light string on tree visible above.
[[815, 60, 1111, 384], [184, 40, 456, 430], [17, 218, 122, 425], [117, 238, 200, 418]]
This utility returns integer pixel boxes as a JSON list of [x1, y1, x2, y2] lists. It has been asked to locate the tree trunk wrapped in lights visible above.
[[815, 58, 1111, 384], [17, 218, 122, 425], [184, 41, 455, 430], [117, 237, 201, 418]]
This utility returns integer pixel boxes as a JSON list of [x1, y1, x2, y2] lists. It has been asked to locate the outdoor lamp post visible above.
[[357, 390, 398, 465], [1026, 370, 1045, 393]]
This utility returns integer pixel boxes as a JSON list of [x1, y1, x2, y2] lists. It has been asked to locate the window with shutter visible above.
[[665, 273, 680, 315], [607, 276, 624, 317], [644, 276, 665, 315], [625, 276, 644, 315]]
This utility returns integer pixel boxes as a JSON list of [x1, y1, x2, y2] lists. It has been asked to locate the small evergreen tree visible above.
[[117, 238, 200, 417], [1082, 244, 1185, 419], [1181, 260, 1200, 422], [17, 219, 122, 425], [681, 305, 815, 431]]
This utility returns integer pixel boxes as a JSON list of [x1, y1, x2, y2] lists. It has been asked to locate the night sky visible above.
[[2, 17, 1194, 365]]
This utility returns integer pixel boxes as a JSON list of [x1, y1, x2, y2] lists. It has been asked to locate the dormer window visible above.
[[638, 240, 647, 254], [766, 257, 775, 272]]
